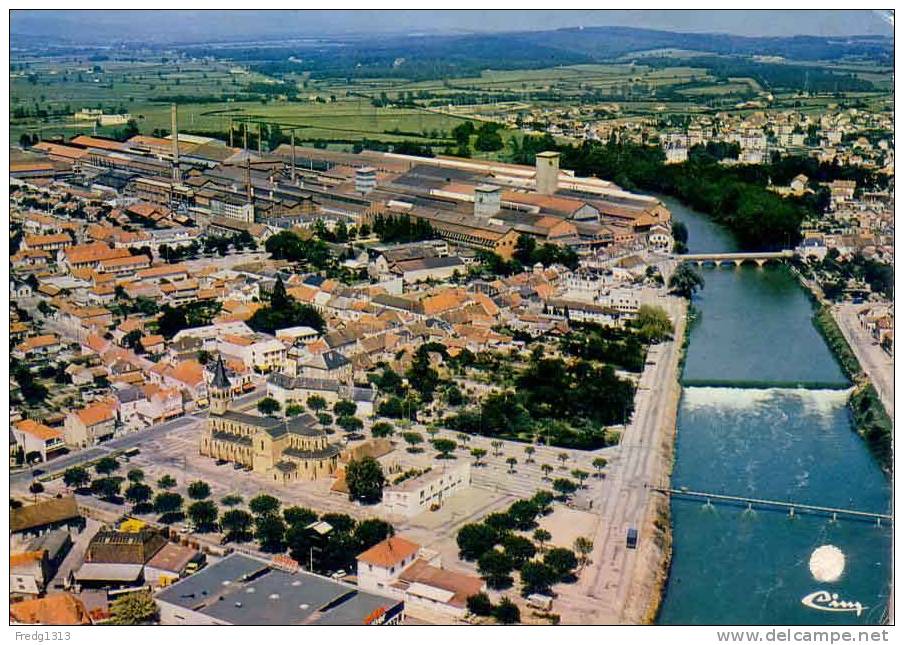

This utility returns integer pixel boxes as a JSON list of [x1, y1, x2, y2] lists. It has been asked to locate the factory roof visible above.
[[156, 553, 400, 626]]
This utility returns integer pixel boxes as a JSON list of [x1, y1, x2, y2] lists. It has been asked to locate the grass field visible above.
[[9, 52, 892, 148]]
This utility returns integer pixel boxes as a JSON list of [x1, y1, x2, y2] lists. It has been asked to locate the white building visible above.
[[356, 535, 484, 620], [382, 462, 471, 518]]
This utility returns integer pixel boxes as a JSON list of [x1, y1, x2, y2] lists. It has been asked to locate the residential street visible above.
[[833, 303, 894, 418]]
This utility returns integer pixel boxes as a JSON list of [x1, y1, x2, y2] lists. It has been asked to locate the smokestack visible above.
[[535, 151, 560, 195], [290, 130, 296, 182], [171, 103, 181, 183], [245, 158, 253, 204]]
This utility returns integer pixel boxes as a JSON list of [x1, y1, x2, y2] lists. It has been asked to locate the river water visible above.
[[656, 196, 892, 625]]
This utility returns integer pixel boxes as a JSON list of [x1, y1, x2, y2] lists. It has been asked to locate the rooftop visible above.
[[156, 553, 400, 626]]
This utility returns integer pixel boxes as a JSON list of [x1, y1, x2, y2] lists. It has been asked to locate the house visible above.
[[218, 333, 287, 372], [11, 530, 73, 597], [143, 542, 204, 588], [392, 256, 467, 284], [356, 535, 484, 619], [10, 497, 84, 538], [12, 419, 67, 462], [10, 551, 50, 597], [13, 334, 62, 360], [64, 401, 116, 447]]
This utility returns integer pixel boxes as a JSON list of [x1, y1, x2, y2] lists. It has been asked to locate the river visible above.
[[656, 195, 892, 625]]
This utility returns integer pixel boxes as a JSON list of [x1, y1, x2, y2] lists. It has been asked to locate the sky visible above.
[[10, 9, 893, 45]]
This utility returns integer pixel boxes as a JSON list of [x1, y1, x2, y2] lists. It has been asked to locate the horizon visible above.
[[10, 9, 894, 46]]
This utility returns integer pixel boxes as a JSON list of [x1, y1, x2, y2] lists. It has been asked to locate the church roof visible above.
[[211, 355, 231, 389]]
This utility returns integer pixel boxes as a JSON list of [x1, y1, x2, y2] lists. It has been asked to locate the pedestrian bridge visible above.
[[657, 487, 892, 525], [677, 250, 794, 267]]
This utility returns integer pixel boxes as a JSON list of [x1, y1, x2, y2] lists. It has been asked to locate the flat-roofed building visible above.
[[382, 461, 471, 518], [156, 553, 404, 625]]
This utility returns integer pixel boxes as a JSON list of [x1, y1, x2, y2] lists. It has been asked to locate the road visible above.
[[557, 296, 685, 624], [10, 415, 203, 489], [833, 304, 894, 419]]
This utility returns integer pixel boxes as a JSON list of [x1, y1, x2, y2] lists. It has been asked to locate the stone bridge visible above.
[[676, 249, 795, 267]]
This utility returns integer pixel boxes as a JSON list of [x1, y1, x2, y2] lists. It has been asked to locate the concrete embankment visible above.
[[621, 298, 687, 624]]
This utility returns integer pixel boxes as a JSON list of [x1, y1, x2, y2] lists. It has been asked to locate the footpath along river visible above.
[[655, 196, 892, 625]]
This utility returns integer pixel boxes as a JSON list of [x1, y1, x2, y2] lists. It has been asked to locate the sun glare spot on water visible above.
[[809, 545, 845, 583]]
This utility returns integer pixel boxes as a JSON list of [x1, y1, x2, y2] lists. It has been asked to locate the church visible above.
[[199, 356, 342, 483]]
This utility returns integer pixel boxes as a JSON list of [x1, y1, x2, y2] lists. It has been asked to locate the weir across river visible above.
[[657, 487, 893, 525]]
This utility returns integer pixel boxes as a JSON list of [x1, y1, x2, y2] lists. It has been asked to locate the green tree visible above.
[[63, 466, 90, 489], [94, 456, 119, 476], [307, 395, 327, 411], [125, 482, 152, 507], [337, 415, 363, 433], [354, 518, 394, 550], [126, 469, 145, 483], [470, 447, 487, 466], [249, 494, 281, 516], [371, 421, 395, 438], [255, 513, 287, 553], [90, 477, 122, 501], [432, 438, 457, 459], [574, 536, 594, 569], [492, 597, 520, 624], [221, 509, 253, 542], [532, 528, 552, 552], [478, 549, 514, 589], [505, 456, 518, 473], [283, 506, 318, 527], [632, 305, 674, 343], [520, 561, 557, 596], [544, 547, 578, 581], [109, 590, 158, 625], [524, 445, 536, 463], [285, 403, 305, 417], [345, 456, 385, 504], [187, 481, 211, 500], [508, 499, 539, 530], [552, 478, 578, 499], [402, 431, 424, 453], [153, 492, 183, 515], [502, 534, 537, 569], [466, 592, 494, 617], [221, 494, 243, 507], [157, 474, 177, 489], [187, 500, 219, 532], [570, 469, 590, 488], [257, 397, 281, 416], [457, 522, 498, 561], [540, 463, 554, 480], [668, 263, 705, 299], [591, 457, 608, 478], [333, 399, 357, 417]]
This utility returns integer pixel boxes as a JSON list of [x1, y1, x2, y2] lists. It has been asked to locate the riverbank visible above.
[[621, 297, 686, 624], [811, 303, 893, 472]]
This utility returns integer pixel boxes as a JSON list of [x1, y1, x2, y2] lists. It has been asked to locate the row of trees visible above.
[[457, 491, 591, 598]]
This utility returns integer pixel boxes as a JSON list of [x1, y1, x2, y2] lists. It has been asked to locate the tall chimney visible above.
[[245, 157, 253, 204], [171, 103, 181, 183], [535, 151, 560, 195], [290, 130, 296, 182]]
